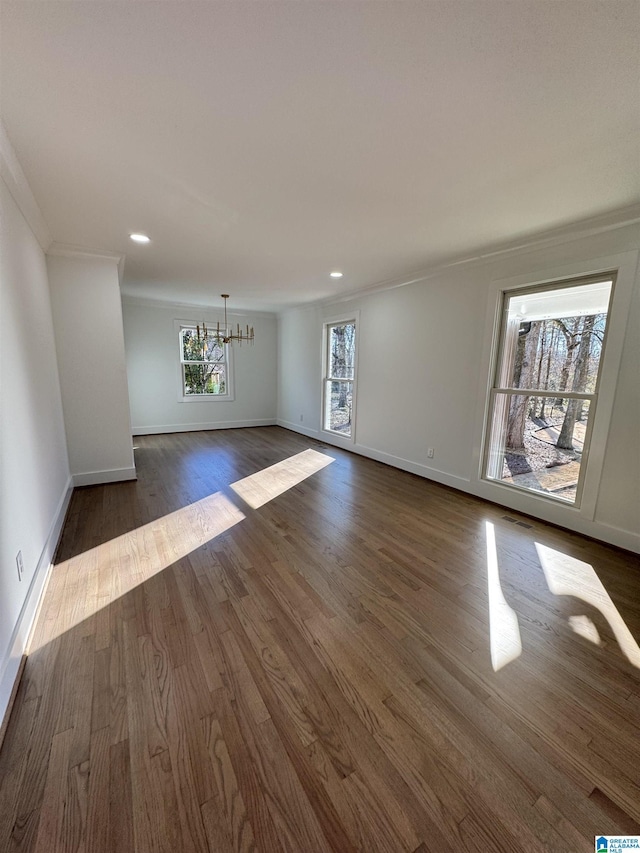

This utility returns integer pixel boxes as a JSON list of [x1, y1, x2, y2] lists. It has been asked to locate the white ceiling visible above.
[[1, 1, 638, 312]]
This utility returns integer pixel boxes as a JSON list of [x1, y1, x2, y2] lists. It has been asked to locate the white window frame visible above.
[[322, 313, 359, 443], [472, 250, 638, 526], [175, 319, 235, 403], [481, 274, 615, 508]]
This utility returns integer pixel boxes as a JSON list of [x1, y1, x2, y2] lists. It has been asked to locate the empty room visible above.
[[0, 2, 639, 851]]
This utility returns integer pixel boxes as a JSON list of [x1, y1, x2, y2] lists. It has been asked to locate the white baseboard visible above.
[[276, 419, 320, 439], [72, 466, 137, 487], [0, 478, 73, 729], [354, 443, 639, 552], [471, 478, 640, 553], [279, 421, 471, 491], [277, 421, 475, 490], [133, 418, 277, 436], [585, 522, 639, 554], [352, 441, 471, 492], [278, 424, 639, 554]]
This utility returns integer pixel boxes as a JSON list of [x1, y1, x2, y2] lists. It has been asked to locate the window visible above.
[[178, 324, 233, 401], [483, 275, 614, 505], [323, 320, 356, 437]]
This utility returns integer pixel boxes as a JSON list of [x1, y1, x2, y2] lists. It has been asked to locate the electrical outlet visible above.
[[427, 447, 435, 459], [16, 550, 24, 580], [300, 414, 304, 422]]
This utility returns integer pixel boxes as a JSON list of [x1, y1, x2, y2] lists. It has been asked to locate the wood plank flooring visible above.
[[1, 426, 639, 852]]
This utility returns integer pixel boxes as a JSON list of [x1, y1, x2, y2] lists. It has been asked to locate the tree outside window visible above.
[[484, 277, 613, 505], [179, 325, 232, 399], [324, 321, 356, 437]]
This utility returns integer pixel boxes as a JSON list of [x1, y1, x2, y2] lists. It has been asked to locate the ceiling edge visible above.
[[47, 241, 124, 262], [47, 242, 127, 283], [121, 293, 277, 319], [0, 120, 52, 251], [277, 203, 640, 317]]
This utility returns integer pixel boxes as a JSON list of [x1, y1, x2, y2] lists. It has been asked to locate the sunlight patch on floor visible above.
[[30, 449, 335, 651], [29, 491, 245, 651], [230, 448, 334, 509], [536, 543, 640, 668], [485, 521, 523, 671], [568, 615, 601, 645]]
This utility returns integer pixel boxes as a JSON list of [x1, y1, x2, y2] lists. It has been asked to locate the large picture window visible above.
[[323, 320, 356, 437], [178, 324, 233, 401], [483, 275, 614, 505]]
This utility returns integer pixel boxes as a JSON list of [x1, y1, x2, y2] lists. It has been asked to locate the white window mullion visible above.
[[482, 275, 614, 506], [175, 319, 234, 402], [322, 318, 357, 439]]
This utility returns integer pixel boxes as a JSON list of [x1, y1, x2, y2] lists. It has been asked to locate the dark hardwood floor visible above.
[[1, 426, 639, 852]]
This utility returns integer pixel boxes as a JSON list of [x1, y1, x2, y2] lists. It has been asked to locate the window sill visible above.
[[179, 394, 235, 403]]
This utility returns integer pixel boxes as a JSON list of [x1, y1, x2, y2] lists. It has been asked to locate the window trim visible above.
[[473, 251, 638, 526], [321, 313, 359, 443], [174, 319, 235, 403], [481, 274, 616, 508]]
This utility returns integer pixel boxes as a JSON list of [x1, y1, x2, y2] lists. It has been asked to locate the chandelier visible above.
[[198, 294, 255, 345]]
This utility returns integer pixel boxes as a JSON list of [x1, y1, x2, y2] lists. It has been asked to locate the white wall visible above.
[[596, 270, 640, 535], [47, 253, 135, 485], [0, 174, 71, 724], [278, 305, 321, 436], [123, 298, 278, 435], [278, 219, 640, 552]]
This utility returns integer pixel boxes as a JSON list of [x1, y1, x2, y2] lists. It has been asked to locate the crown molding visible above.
[[47, 242, 126, 282], [0, 121, 52, 251], [278, 204, 640, 317], [121, 293, 277, 319], [47, 242, 123, 263]]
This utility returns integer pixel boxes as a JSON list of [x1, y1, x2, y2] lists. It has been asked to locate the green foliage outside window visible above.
[[181, 328, 227, 396]]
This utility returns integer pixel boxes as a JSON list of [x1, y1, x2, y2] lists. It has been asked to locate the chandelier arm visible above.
[[199, 294, 255, 346]]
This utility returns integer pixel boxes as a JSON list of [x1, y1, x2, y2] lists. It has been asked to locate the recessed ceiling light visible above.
[[130, 233, 150, 243], [330, 271, 343, 278]]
